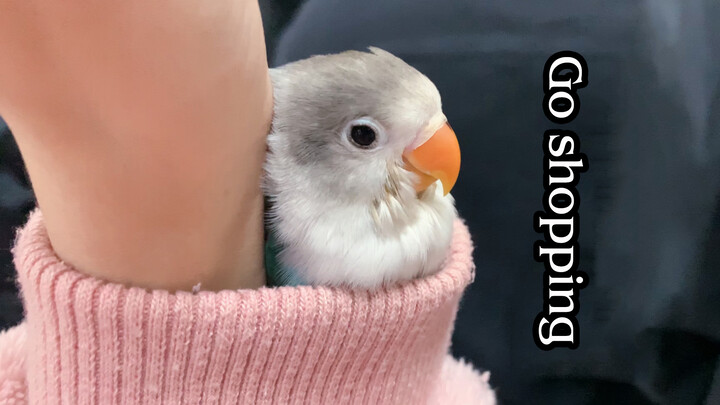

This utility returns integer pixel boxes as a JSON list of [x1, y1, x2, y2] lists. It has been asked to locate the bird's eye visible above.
[[343, 117, 385, 150], [350, 124, 377, 148]]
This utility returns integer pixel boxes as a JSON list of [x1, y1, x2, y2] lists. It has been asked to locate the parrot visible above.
[[263, 47, 461, 288]]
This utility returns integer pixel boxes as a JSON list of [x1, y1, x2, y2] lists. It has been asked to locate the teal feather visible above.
[[264, 229, 305, 287]]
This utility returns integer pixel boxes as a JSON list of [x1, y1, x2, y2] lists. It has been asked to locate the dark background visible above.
[[2, 1, 720, 404]]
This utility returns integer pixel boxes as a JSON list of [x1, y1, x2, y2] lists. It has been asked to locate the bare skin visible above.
[[0, 0, 271, 291]]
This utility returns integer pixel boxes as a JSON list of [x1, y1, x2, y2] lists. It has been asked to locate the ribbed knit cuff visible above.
[[13, 209, 475, 405]]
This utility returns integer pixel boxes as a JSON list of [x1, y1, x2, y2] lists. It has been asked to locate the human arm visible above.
[[0, 0, 271, 291]]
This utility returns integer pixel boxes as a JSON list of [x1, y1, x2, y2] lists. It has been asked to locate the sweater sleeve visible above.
[[0, 323, 28, 404], [2, 209, 495, 404]]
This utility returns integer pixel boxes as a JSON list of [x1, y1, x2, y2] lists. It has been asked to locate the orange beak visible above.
[[402, 123, 461, 195]]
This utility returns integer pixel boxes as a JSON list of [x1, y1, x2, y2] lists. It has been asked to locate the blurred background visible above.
[[2, 1, 720, 403]]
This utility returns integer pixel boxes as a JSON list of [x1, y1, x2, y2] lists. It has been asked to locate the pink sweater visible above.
[[0, 210, 495, 404]]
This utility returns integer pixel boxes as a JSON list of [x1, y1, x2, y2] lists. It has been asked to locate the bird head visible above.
[[266, 47, 460, 231]]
